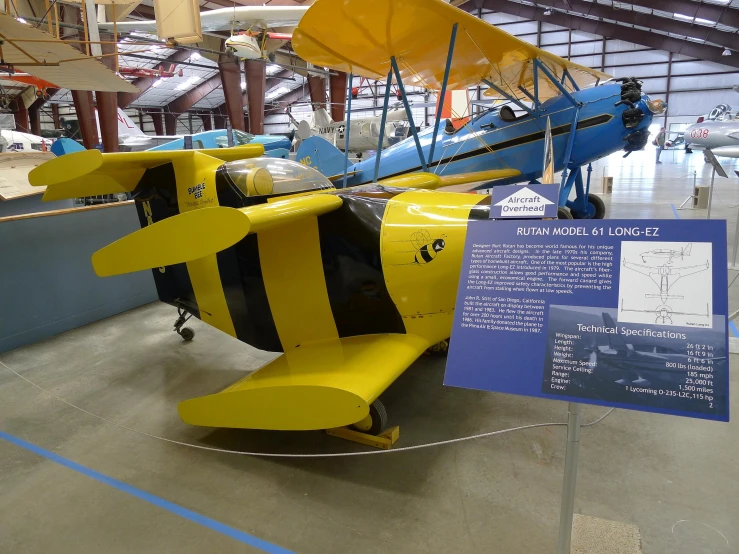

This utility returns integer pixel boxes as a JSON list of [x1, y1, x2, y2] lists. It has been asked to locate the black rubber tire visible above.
[[704, 154, 710, 163], [180, 327, 195, 341], [587, 193, 606, 219], [353, 400, 388, 435], [571, 194, 606, 220], [557, 206, 573, 219]]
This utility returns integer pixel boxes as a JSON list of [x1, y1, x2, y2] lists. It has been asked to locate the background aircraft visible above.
[[684, 104, 739, 160], [292, 105, 411, 155], [1, 129, 53, 152], [293, 0, 660, 219]]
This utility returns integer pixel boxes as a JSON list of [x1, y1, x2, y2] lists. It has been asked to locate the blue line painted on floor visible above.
[[730, 320, 738, 338], [671, 204, 680, 219], [0, 430, 294, 554]]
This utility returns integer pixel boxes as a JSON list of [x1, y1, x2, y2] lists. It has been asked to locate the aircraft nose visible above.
[[614, 78, 652, 157]]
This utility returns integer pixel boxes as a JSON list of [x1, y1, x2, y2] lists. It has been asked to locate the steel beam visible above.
[[264, 87, 310, 115], [51, 103, 60, 129], [28, 89, 58, 135], [71, 91, 98, 148], [118, 49, 192, 109], [524, 0, 739, 53], [329, 71, 348, 122], [96, 34, 119, 153], [166, 74, 221, 118], [307, 75, 327, 109], [143, 108, 164, 135], [465, 0, 739, 70], [245, 59, 266, 134], [164, 112, 178, 135], [201, 114, 213, 131], [10, 97, 29, 133], [218, 53, 246, 132]]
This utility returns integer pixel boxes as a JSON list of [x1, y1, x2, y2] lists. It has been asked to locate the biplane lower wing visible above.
[[178, 333, 430, 430]]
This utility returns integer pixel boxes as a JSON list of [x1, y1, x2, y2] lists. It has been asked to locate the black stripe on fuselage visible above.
[[372, 114, 613, 181], [318, 189, 406, 338]]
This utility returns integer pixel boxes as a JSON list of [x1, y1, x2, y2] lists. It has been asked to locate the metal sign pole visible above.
[[707, 167, 716, 220], [556, 402, 583, 554]]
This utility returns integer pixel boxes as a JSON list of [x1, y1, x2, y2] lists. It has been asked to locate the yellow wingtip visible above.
[[29, 149, 103, 187]]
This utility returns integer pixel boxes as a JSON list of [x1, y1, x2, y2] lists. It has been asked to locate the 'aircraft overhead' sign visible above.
[[490, 184, 559, 219]]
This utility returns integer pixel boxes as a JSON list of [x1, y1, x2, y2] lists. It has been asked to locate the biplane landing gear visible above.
[[570, 193, 606, 220], [557, 206, 573, 219], [425, 339, 449, 357], [173, 307, 194, 341]]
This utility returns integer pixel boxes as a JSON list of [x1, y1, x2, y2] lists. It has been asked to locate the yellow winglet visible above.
[[378, 173, 442, 190], [92, 194, 344, 277]]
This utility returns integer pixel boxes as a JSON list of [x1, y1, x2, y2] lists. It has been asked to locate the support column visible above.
[[72, 90, 98, 148], [144, 109, 164, 135], [165, 112, 178, 135], [214, 106, 227, 129], [329, 72, 348, 122], [28, 99, 44, 135], [51, 103, 60, 129], [218, 53, 246, 132], [200, 113, 212, 131], [307, 75, 326, 110], [11, 98, 29, 132], [96, 34, 118, 152], [245, 60, 266, 134]]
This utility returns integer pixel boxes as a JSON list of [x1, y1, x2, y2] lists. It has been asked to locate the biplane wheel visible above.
[[570, 194, 605, 220], [179, 327, 195, 341], [704, 153, 710, 163], [352, 400, 388, 435], [557, 207, 573, 219]]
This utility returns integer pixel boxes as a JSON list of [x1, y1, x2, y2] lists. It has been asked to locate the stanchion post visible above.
[[707, 167, 716, 220], [557, 402, 583, 554]]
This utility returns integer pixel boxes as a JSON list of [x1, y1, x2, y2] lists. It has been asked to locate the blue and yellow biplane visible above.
[[294, 0, 662, 219], [29, 0, 661, 435]]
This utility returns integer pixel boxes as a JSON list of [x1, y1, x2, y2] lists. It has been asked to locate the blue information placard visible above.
[[444, 219, 729, 421], [489, 183, 560, 219]]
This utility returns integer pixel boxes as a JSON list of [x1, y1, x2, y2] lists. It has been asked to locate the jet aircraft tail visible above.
[[296, 135, 346, 177]]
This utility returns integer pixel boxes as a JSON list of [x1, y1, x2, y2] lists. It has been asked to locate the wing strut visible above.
[[391, 56, 428, 172], [373, 69, 394, 183], [428, 23, 458, 166]]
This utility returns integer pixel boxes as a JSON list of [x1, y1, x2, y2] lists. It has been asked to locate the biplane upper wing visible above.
[[98, 6, 308, 33], [0, 14, 137, 93], [292, 0, 609, 102]]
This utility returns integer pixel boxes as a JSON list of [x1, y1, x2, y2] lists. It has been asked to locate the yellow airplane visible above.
[[29, 0, 616, 435]]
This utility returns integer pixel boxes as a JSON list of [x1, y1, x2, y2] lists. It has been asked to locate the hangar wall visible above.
[[0, 203, 158, 354]]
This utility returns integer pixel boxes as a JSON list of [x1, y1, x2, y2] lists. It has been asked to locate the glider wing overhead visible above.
[[99, 6, 309, 33], [292, 0, 610, 101], [0, 15, 137, 93]]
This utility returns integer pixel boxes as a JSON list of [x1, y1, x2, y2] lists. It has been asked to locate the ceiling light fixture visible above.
[[190, 51, 201, 61], [543, 8, 552, 15], [723, 47, 732, 56]]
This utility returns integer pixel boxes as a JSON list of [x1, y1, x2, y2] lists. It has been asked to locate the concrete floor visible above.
[[1, 146, 739, 554]]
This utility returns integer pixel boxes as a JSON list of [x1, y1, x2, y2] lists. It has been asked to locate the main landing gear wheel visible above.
[[570, 193, 606, 220], [352, 400, 388, 435], [557, 207, 573, 219], [704, 153, 711, 163], [179, 327, 195, 341]]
